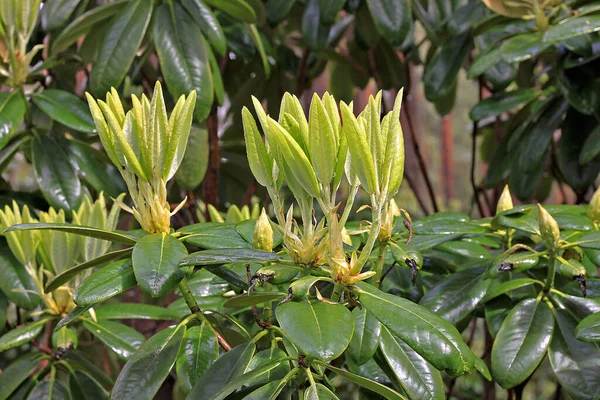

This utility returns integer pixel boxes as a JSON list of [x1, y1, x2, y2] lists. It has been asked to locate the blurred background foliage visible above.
[[2, 0, 600, 398]]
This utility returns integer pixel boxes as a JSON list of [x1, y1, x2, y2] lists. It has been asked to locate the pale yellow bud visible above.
[[589, 186, 600, 223], [253, 208, 274, 252], [496, 185, 514, 215], [537, 204, 560, 251]]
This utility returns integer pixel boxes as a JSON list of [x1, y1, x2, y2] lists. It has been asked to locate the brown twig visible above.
[[242, 179, 257, 207], [471, 120, 486, 218]]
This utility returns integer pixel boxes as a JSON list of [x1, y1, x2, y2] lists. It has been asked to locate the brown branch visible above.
[[471, 120, 486, 218]]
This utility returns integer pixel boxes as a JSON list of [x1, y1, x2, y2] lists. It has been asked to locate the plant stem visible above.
[[545, 253, 556, 291], [339, 184, 359, 227], [355, 200, 383, 271], [330, 283, 345, 302], [371, 243, 387, 287]]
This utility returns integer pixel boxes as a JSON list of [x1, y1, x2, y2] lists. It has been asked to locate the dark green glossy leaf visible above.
[[469, 88, 538, 121], [51, 0, 128, 54], [154, 3, 213, 123], [236, 219, 283, 247], [45, 247, 133, 293], [179, 223, 251, 249], [0, 319, 47, 352], [379, 327, 445, 400], [266, 0, 294, 25], [412, 220, 486, 235], [203, 0, 257, 23], [26, 380, 71, 400], [91, 0, 152, 95], [63, 350, 114, 388], [366, 0, 411, 47], [55, 305, 92, 330], [483, 278, 540, 301], [0, 90, 27, 151], [112, 326, 185, 400], [289, 276, 334, 299], [419, 267, 489, 325], [66, 140, 120, 197], [500, 32, 550, 63], [32, 90, 94, 133], [544, 15, 600, 43], [579, 125, 600, 165], [468, 47, 503, 78], [69, 370, 109, 400], [246, 347, 289, 387], [277, 301, 353, 361], [0, 352, 46, 400], [224, 292, 286, 308], [180, 248, 280, 267], [302, 0, 330, 50], [491, 298, 553, 389], [82, 319, 144, 360], [424, 33, 472, 102], [176, 322, 219, 393], [348, 306, 381, 366], [549, 309, 600, 400], [448, 2, 487, 35], [575, 312, 600, 342], [408, 234, 463, 251], [74, 259, 136, 306], [0, 246, 41, 309], [4, 223, 137, 245], [372, 39, 406, 90], [435, 240, 489, 259], [356, 282, 476, 376], [205, 265, 249, 289], [305, 383, 339, 400], [485, 295, 512, 339], [182, 0, 226, 56], [132, 233, 188, 298], [175, 126, 209, 190], [93, 303, 179, 320], [31, 135, 83, 212], [187, 342, 256, 398]]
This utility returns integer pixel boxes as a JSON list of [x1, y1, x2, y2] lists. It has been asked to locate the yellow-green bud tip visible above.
[[496, 185, 514, 215], [589, 186, 600, 223], [253, 208, 274, 252], [537, 204, 559, 250]]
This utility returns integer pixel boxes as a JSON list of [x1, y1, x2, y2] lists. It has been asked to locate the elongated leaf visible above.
[[176, 323, 219, 393], [276, 301, 353, 361], [187, 342, 256, 398], [112, 326, 185, 400], [83, 319, 144, 360], [182, 0, 226, 56], [501, 32, 549, 63], [483, 278, 540, 301], [32, 90, 95, 133], [91, 0, 152, 95], [308, 94, 335, 186], [69, 370, 109, 400], [355, 282, 476, 376], [74, 259, 136, 306], [0, 319, 47, 352], [224, 292, 286, 308], [544, 15, 600, 43], [154, 3, 213, 123], [180, 248, 281, 266], [56, 305, 93, 330], [32, 135, 83, 212], [247, 24, 271, 77], [492, 298, 553, 389], [132, 233, 188, 298], [242, 380, 284, 400], [45, 247, 133, 293], [0, 246, 41, 309], [5, 223, 137, 245], [366, 0, 411, 47], [305, 383, 339, 400], [348, 307, 381, 366], [379, 327, 445, 400], [203, 0, 257, 23], [470, 88, 539, 121], [242, 107, 272, 187], [66, 140, 120, 197], [549, 309, 600, 400], [26, 380, 70, 400], [0, 352, 46, 400], [175, 125, 209, 190], [51, 0, 128, 54], [0, 90, 27, 151], [93, 303, 179, 320], [575, 312, 600, 342], [179, 223, 251, 249]]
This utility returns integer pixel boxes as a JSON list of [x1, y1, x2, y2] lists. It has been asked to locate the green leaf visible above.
[[154, 3, 213, 123], [468, 47, 503, 78], [419, 267, 489, 325], [82, 319, 145, 360], [74, 259, 136, 306], [91, 0, 152, 95], [51, 0, 128, 54], [302, 0, 330, 51], [549, 309, 600, 400], [0, 352, 46, 400], [308, 94, 335, 186], [32, 90, 95, 133], [500, 32, 550, 63], [379, 327, 445, 400], [276, 301, 353, 361], [491, 298, 553, 389], [205, 265, 249, 289], [64, 350, 114, 388], [132, 233, 188, 298], [4, 223, 137, 245], [176, 322, 219, 393], [242, 107, 272, 188], [180, 248, 280, 267], [69, 370, 110, 400], [355, 282, 476, 376], [365, 0, 411, 47], [469, 88, 539, 121], [112, 326, 185, 400], [187, 342, 256, 398], [182, 0, 226, 56], [544, 15, 600, 43], [31, 135, 83, 212], [579, 125, 600, 165], [56, 305, 93, 330], [435, 240, 490, 259], [203, 0, 257, 23], [266, 0, 294, 25], [66, 140, 120, 197], [179, 223, 252, 249], [575, 312, 600, 342], [224, 292, 286, 308], [45, 247, 133, 293], [175, 125, 209, 190], [305, 383, 339, 400], [0, 90, 27, 151], [92, 303, 180, 320], [424, 33, 472, 103], [347, 307, 381, 366], [242, 381, 284, 400], [314, 361, 406, 400], [246, 347, 289, 387], [0, 246, 41, 309], [26, 380, 71, 400], [247, 24, 271, 78], [0, 319, 47, 352], [485, 295, 512, 339], [483, 278, 540, 301]]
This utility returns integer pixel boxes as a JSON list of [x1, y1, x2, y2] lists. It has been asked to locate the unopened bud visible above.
[[589, 186, 600, 223], [537, 204, 559, 250], [496, 185, 514, 215], [253, 208, 274, 252]]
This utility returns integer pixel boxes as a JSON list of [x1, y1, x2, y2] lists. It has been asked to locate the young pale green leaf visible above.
[[305, 383, 340, 400], [575, 312, 600, 342], [280, 93, 309, 148], [309, 93, 336, 187], [132, 233, 188, 298], [242, 107, 273, 187], [383, 89, 404, 196], [112, 326, 185, 400], [4, 222, 137, 245], [247, 24, 271, 77], [32, 90, 95, 133], [340, 102, 378, 195], [379, 327, 445, 400], [355, 282, 476, 376], [0, 319, 47, 352], [276, 301, 353, 361], [176, 323, 219, 394], [182, 0, 226, 56], [82, 319, 145, 360], [74, 259, 136, 306], [491, 298, 554, 389], [164, 91, 197, 181]]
